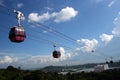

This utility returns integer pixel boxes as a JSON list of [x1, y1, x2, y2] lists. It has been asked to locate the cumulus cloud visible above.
[[12, 47, 72, 68], [28, 12, 51, 22], [0, 56, 14, 64], [0, 47, 74, 68], [99, 12, 120, 43], [77, 39, 98, 52], [59, 47, 71, 60], [28, 6, 78, 23], [112, 12, 120, 36], [108, 0, 116, 7], [112, 28, 120, 36], [53, 7, 78, 23], [26, 55, 52, 64], [17, 3, 23, 8], [27, 47, 71, 63], [100, 34, 113, 43]]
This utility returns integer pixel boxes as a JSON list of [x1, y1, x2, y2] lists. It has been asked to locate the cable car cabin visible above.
[[106, 61, 109, 64], [110, 60, 113, 64], [9, 26, 26, 43], [53, 50, 61, 58]]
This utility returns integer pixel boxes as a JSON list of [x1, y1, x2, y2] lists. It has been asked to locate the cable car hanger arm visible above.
[[14, 10, 24, 27]]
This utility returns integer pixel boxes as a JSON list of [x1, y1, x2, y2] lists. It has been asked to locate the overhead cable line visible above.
[[0, 3, 13, 11], [0, 8, 75, 50], [0, 23, 74, 51], [33, 22, 78, 43], [0, 2, 115, 61], [0, 4, 79, 50], [29, 22, 78, 46], [0, 3, 78, 45]]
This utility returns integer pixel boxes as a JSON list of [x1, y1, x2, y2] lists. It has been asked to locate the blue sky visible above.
[[0, 0, 120, 69]]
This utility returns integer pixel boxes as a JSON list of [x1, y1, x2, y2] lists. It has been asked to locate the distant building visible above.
[[94, 64, 109, 72], [58, 72, 68, 75]]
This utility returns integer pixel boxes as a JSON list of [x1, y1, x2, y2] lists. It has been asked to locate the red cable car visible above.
[[9, 26, 26, 43], [9, 10, 26, 43], [52, 43, 61, 58], [53, 50, 61, 58]]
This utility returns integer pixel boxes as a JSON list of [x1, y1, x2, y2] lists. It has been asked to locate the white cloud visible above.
[[13, 47, 72, 68], [0, 47, 74, 68], [44, 7, 53, 11], [108, 0, 116, 7], [0, 56, 14, 64], [112, 28, 120, 36], [27, 55, 52, 64], [28, 12, 51, 22], [26, 47, 71, 63], [28, 6, 78, 23], [100, 34, 113, 43], [53, 7, 78, 23], [43, 27, 53, 33], [59, 47, 71, 60], [17, 3, 23, 8], [77, 39, 98, 52], [112, 12, 120, 36]]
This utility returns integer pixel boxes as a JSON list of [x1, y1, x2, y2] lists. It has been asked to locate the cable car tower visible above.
[[52, 43, 61, 58], [9, 10, 26, 43]]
